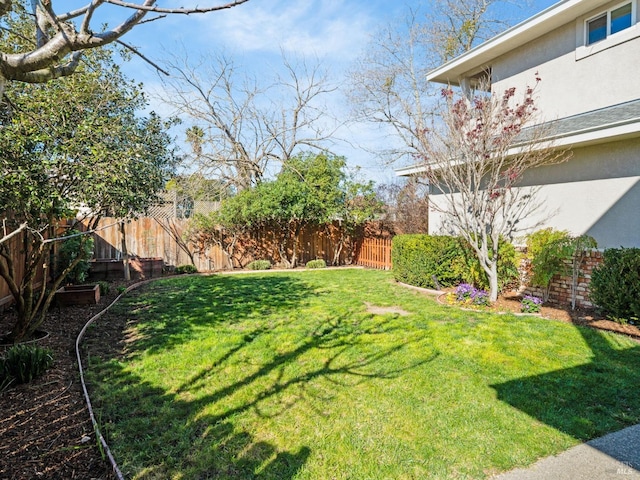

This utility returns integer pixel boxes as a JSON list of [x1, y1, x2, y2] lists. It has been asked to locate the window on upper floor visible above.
[[587, 1, 634, 45]]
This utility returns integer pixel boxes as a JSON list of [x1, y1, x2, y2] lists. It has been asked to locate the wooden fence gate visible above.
[[355, 237, 392, 270]]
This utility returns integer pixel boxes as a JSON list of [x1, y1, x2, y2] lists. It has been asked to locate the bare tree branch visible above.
[[160, 50, 339, 191], [348, 0, 515, 166], [0, 1, 251, 92], [0, 221, 28, 245], [116, 39, 169, 76], [103, 0, 250, 14]]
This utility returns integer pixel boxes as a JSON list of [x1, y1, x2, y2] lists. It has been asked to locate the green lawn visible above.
[[84, 269, 640, 479]]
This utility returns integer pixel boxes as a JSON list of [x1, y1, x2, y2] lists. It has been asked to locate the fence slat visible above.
[[355, 237, 392, 270]]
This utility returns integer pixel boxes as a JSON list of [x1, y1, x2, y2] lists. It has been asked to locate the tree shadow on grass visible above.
[[87, 284, 436, 478], [177, 311, 436, 422], [491, 324, 640, 468], [95, 368, 310, 479], [109, 274, 314, 355]]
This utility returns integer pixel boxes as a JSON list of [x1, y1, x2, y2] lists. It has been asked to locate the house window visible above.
[[587, 2, 634, 45], [611, 3, 633, 33], [587, 14, 607, 44]]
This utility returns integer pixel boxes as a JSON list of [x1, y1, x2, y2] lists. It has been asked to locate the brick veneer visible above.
[[520, 250, 603, 309]]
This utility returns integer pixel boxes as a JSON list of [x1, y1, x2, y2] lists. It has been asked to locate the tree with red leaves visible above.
[[418, 79, 569, 301]]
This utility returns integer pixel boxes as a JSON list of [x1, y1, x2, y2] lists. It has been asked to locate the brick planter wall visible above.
[[520, 250, 603, 309]]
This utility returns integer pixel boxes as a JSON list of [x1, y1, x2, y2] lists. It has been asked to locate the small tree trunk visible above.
[[120, 221, 131, 281], [290, 235, 298, 269], [488, 260, 499, 302]]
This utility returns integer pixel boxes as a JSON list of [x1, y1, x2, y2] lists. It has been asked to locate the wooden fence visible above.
[[0, 226, 50, 310], [81, 217, 377, 272], [0, 217, 393, 310], [355, 237, 393, 270], [81, 217, 230, 272]]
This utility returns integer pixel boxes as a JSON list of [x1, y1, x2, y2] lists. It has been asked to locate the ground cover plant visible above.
[[83, 269, 640, 479]]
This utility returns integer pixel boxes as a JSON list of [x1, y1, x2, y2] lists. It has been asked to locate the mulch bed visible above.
[[0, 281, 134, 480], [0, 277, 638, 479], [488, 291, 640, 341]]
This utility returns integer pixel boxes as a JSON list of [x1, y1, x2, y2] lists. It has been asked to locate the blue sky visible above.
[[112, 0, 559, 184]]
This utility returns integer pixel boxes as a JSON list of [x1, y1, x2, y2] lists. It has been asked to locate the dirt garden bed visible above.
[[438, 287, 640, 341], [0, 281, 135, 480], [0, 276, 638, 479]]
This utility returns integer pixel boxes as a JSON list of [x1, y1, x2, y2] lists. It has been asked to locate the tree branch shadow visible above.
[[491, 323, 640, 468], [85, 280, 436, 478]]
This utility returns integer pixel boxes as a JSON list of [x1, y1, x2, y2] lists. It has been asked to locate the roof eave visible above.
[[427, 0, 612, 86], [396, 121, 640, 176]]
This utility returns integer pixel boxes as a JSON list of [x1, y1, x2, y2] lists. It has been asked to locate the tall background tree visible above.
[[348, 0, 516, 166], [0, 39, 176, 342], [159, 51, 339, 192], [376, 178, 430, 234]]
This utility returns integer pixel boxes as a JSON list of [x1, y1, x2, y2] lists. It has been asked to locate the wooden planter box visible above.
[[55, 284, 101, 306], [89, 257, 164, 280]]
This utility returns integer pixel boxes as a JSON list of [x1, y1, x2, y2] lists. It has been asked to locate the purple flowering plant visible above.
[[454, 283, 491, 307], [521, 294, 543, 313]]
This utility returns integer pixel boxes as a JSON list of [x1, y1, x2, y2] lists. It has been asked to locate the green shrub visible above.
[[590, 248, 640, 321], [526, 228, 597, 305], [526, 228, 572, 298], [247, 260, 271, 270], [392, 234, 518, 291], [452, 238, 519, 292], [117, 286, 127, 295], [306, 259, 327, 269], [1, 344, 54, 386], [175, 264, 198, 274], [56, 229, 94, 284], [96, 281, 110, 296], [392, 235, 463, 289]]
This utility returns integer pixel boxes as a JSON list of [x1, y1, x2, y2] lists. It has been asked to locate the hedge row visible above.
[[392, 235, 461, 289], [391, 234, 518, 291]]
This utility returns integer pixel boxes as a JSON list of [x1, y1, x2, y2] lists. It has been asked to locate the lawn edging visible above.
[[75, 277, 165, 480], [394, 280, 444, 296]]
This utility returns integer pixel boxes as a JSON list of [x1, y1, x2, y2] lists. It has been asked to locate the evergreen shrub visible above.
[[590, 247, 640, 321], [306, 259, 327, 269], [56, 229, 94, 284], [392, 235, 464, 289], [247, 260, 271, 270], [392, 234, 518, 291], [175, 264, 198, 274]]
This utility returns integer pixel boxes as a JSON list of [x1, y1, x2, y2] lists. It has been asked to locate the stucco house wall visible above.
[[491, 1, 640, 119], [414, 0, 640, 249], [428, 137, 640, 248]]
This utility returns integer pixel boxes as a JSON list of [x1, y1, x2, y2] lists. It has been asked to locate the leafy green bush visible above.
[[526, 228, 597, 305], [526, 228, 572, 297], [56, 229, 94, 284], [590, 248, 640, 321], [306, 259, 327, 269], [246, 260, 271, 270], [96, 281, 110, 296], [392, 234, 518, 291], [452, 239, 519, 292], [175, 264, 198, 274], [1, 344, 54, 386], [392, 235, 463, 289]]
